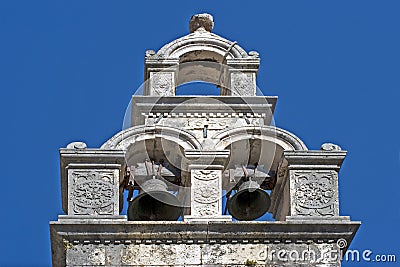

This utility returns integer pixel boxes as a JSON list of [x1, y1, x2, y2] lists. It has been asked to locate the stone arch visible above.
[[212, 126, 307, 178], [144, 14, 260, 96], [101, 125, 202, 151], [213, 125, 308, 151], [157, 33, 249, 60]]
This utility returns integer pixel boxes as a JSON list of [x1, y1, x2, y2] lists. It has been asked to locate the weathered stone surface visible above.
[[59, 149, 125, 217], [184, 150, 232, 222], [230, 72, 257, 96], [51, 13, 360, 267], [66, 242, 342, 266], [290, 170, 338, 217], [189, 13, 214, 33], [51, 221, 360, 267], [270, 150, 348, 221], [143, 14, 259, 96], [68, 168, 119, 216], [148, 71, 175, 96], [321, 142, 342, 151]]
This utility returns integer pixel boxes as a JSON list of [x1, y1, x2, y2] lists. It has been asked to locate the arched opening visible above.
[[176, 81, 220, 96], [122, 137, 189, 221], [176, 50, 225, 88], [221, 138, 281, 222], [144, 20, 259, 97]]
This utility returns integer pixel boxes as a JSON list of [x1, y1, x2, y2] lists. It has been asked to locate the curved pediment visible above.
[[152, 31, 249, 60], [144, 14, 260, 96]]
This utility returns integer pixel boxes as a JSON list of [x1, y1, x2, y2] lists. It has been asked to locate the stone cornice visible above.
[[284, 150, 347, 170], [51, 220, 360, 245]]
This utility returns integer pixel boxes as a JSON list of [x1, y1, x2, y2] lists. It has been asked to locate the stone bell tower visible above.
[[50, 14, 360, 266]]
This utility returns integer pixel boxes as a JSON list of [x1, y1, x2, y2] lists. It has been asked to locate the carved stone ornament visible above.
[[191, 170, 221, 216], [187, 118, 229, 130], [193, 182, 220, 204], [193, 202, 218, 216], [150, 72, 174, 96], [321, 143, 342, 151], [248, 51, 260, 58], [231, 73, 253, 95], [192, 169, 219, 181], [189, 13, 214, 33], [145, 49, 156, 58], [293, 171, 336, 216], [66, 141, 87, 149], [71, 170, 115, 215]]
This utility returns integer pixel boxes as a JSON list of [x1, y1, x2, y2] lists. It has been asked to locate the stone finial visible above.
[[248, 51, 260, 58], [321, 143, 342, 151], [189, 13, 214, 33], [66, 141, 87, 149], [145, 50, 155, 58]]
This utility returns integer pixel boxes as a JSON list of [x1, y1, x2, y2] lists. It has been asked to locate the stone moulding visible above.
[[213, 125, 308, 151], [128, 95, 278, 127], [144, 23, 260, 96], [100, 124, 202, 150], [50, 220, 360, 267], [153, 33, 249, 60]]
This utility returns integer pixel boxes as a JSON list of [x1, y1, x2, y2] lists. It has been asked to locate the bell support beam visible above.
[[183, 150, 232, 222]]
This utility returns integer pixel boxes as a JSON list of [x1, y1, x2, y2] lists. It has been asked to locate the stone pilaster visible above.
[[144, 58, 179, 96], [183, 150, 232, 222], [225, 58, 260, 96], [59, 144, 126, 220], [276, 148, 349, 221]]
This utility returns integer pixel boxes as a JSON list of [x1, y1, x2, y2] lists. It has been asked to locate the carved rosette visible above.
[[70, 170, 117, 215], [231, 72, 254, 96], [150, 72, 174, 96], [291, 171, 338, 216], [191, 170, 221, 216]]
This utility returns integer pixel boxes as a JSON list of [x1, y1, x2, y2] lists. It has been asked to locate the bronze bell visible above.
[[128, 179, 182, 221], [227, 180, 271, 221]]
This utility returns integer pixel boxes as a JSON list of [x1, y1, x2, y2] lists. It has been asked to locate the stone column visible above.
[[271, 144, 349, 221], [183, 150, 232, 222], [59, 143, 126, 220]]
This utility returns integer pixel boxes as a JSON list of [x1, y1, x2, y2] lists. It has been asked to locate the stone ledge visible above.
[[51, 220, 360, 244], [51, 220, 359, 267]]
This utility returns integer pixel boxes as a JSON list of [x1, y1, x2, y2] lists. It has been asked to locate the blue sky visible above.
[[0, 0, 399, 266]]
